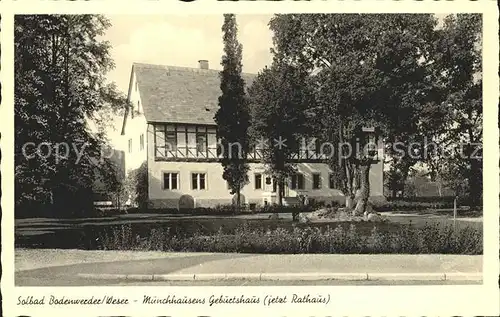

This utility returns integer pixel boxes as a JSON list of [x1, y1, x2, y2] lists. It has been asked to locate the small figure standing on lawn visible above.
[[304, 195, 309, 206]]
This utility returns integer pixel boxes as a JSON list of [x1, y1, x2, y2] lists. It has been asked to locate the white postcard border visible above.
[[1, 0, 499, 316]]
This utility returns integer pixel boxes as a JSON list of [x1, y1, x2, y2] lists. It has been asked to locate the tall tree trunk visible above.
[[469, 158, 482, 209], [236, 186, 241, 213], [338, 123, 356, 209], [353, 163, 371, 216], [400, 166, 410, 198], [278, 179, 283, 207], [344, 161, 356, 209], [434, 169, 443, 197], [467, 130, 482, 209]]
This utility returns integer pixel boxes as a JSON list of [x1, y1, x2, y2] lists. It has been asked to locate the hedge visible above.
[[99, 222, 482, 255]]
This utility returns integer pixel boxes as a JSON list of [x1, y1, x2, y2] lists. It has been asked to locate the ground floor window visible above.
[[329, 173, 338, 189], [291, 173, 305, 190], [254, 173, 262, 190], [312, 173, 321, 189], [192, 173, 206, 190], [163, 172, 179, 190]]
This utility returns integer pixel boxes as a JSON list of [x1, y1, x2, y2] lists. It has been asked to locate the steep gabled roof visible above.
[[129, 62, 256, 126]]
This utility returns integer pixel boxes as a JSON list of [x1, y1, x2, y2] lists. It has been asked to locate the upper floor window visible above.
[[128, 139, 132, 153], [196, 132, 207, 153], [315, 138, 321, 154], [249, 142, 256, 154], [166, 131, 177, 152], [137, 101, 140, 113], [139, 134, 144, 151], [152, 124, 218, 160], [154, 124, 178, 157]]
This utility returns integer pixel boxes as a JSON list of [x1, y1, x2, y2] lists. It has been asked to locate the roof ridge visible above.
[[133, 62, 256, 76]]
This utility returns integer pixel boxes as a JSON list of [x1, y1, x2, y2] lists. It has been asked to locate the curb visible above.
[[77, 272, 482, 282]]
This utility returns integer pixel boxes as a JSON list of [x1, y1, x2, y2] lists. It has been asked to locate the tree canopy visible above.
[[15, 15, 126, 217], [264, 13, 482, 211], [249, 60, 313, 206]]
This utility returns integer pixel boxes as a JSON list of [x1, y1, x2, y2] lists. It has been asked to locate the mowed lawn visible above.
[[15, 211, 482, 250]]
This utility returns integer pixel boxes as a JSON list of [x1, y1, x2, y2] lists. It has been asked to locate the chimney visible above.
[[198, 60, 209, 70]]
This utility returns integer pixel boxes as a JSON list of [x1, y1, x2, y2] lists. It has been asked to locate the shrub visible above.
[[386, 196, 456, 203], [372, 200, 456, 212], [98, 222, 481, 255], [259, 204, 313, 214], [380, 196, 482, 211]]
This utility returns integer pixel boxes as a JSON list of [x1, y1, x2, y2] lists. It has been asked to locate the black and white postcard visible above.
[[1, 1, 499, 316]]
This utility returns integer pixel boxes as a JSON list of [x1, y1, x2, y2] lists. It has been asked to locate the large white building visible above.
[[118, 61, 384, 210]]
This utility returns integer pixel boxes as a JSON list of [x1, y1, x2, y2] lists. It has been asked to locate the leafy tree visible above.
[[385, 165, 413, 198], [431, 14, 482, 207], [15, 15, 126, 217], [269, 14, 440, 215], [249, 61, 312, 207], [215, 14, 250, 211]]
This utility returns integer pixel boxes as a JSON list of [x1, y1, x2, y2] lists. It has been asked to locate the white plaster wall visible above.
[[121, 71, 148, 174], [146, 123, 384, 208], [147, 161, 347, 203]]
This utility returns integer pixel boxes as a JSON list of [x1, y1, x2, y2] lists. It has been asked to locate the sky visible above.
[[102, 14, 449, 96], [103, 14, 274, 95]]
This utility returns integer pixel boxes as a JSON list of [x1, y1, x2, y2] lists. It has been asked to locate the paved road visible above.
[[15, 253, 249, 286], [15, 249, 482, 286]]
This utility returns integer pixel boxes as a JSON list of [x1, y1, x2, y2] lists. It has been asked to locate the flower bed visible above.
[[99, 222, 482, 255]]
